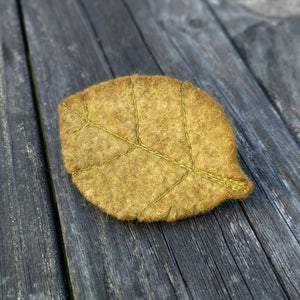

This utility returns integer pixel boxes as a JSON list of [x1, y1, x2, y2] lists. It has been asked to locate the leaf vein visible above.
[[137, 171, 190, 219], [72, 147, 135, 175], [130, 77, 142, 145], [181, 82, 195, 168], [62, 104, 248, 191]]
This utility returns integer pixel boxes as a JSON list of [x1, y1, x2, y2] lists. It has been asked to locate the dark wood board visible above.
[[0, 1, 68, 299], [123, 0, 300, 296], [19, 0, 299, 299], [79, 0, 296, 299], [122, 0, 300, 228], [20, 0, 191, 299], [204, 0, 300, 144]]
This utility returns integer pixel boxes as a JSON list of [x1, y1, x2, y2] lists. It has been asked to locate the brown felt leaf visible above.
[[58, 75, 254, 222]]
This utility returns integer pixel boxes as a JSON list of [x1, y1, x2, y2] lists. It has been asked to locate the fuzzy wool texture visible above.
[[58, 75, 254, 222]]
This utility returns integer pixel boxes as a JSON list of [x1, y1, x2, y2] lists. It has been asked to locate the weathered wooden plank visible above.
[[0, 1, 68, 299], [204, 0, 300, 144], [122, 0, 300, 297], [20, 0, 192, 299], [22, 0, 254, 298], [20, 0, 299, 298], [79, 0, 294, 299]]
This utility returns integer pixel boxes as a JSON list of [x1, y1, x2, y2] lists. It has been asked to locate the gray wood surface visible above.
[[205, 0, 300, 144], [122, 0, 300, 296], [1, 0, 299, 298], [0, 1, 68, 299]]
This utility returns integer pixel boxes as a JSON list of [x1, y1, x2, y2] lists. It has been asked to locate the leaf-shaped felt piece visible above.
[[58, 75, 254, 222]]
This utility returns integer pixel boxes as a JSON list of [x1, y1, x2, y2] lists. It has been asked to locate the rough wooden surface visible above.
[[1, 0, 299, 299], [124, 0, 300, 294], [0, 1, 68, 299], [204, 0, 300, 144]]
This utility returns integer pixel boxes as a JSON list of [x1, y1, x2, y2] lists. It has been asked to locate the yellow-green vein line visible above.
[[130, 79, 142, 144], [137, 171, 190, 219], [72, 147, 135, 175], [181, 82, 195, 168], [62, 104, 248, 191]]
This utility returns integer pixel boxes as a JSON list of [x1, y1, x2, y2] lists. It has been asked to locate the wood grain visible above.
[[0, 1, 68, 299], [204, 0, 300, 143], [123, 0, 300, 297], [20, 0, 190, 298], [81, 0, 296, 298], [16, 0, 300, 298]]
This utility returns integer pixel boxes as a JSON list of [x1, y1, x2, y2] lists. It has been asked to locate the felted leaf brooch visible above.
[[58, 75, 254, 222]]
